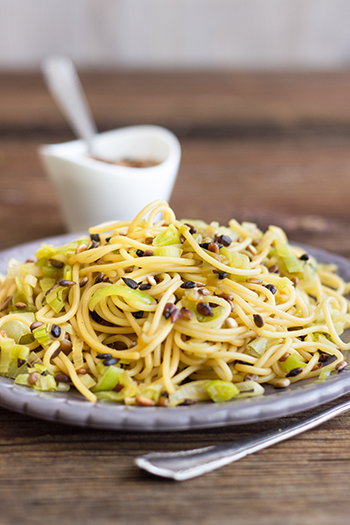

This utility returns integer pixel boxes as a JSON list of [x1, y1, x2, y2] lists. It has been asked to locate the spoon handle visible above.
[[41, 55, 97, 155], [135, 397, 350, 480]]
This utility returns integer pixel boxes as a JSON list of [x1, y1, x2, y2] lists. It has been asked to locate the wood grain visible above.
[[1, 72, 350, 525]]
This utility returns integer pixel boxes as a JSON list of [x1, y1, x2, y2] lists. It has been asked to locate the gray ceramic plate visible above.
[[0, 233, 350, 431]]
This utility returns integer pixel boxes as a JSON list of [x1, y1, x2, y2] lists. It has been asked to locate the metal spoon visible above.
[[41, 54, 98, 156], [135, 396, 350, 480]]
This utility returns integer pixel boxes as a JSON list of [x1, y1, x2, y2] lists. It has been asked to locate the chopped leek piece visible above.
[[46, 286, 66, 314], [140, 383, 163, 404], [235, 380, 265, 398], [219, 247, 251, 270], [63, 265, 72, 281], [246, 337, 279, 358], [0, 338, 15, 374], [274, 240, 303, 274], [35, 239, 88, 261], [39, 277, 56, 294], [32, 324, 52, 347], [1, 320, 31, 344], [91, 365, 123, 392], [78, 373, 97, 390], [279, 353, 306, 374], [315, 369, 332, 383], [89, 285, 156, 311], [168, 382, 210, 406], [152, 224, 181, 247], [204, 380, 239, 402]]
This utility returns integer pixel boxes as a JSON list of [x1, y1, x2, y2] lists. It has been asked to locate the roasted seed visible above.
[[274, 378, 290, 388], [336, 360, 348, 372], [59, 339, 72, 354], [291, 277, 299, 287], [159, 394, 169, 407], [139, 283, 151, 291], [247, 278, 263, 284], [77, 368, 87, 375], [49, 258, 64, 269], [135, 395, 155, 407], [132, 311, 143, 319], [90, 240, 99, 249], [124, 267, 134, 273], [136, 249, 145, 257], [197, 302, 214, 317], [96, 353, 112, 359], [198, 288, 211, 296], [185, 223, 197, 234], [45, 283, 59, 295], [247, 244, 258, 256], [28, 372, 39, 385], [146, 275, 157, 286], [17, 358, 26, 367], [50, 324, 61, 338], [265, 284, 277, 294], [103, 276, 112, 283], [145, 237, 154, 245], [90, 233, 100, 243], [55, 373, 71, 383], [113, 383, 124, 392], [79, 277, 89, 287], [75, 243, 87, 254], [0, 296, 12, 311], [268, 265, 279, 273], [286, 367, 304, 377], [181, 281, 196, 289], [299, 253, 310, 261], [225, 317, 238, 328], [253, 314, 265, 328], [208, 243, 219, 254], [163, 303, 176, 319], [103, 357, 120, 366], [143, 250, 153, 257], [278, 353, 290, 362], [319, 352, 332, 362], [180, 308, 192, 321], [215, 234, 232, 247], [57, 280, 76, 287], [171, 308, 181, 323], [26, 258, 35, 263], [217, 293, 234, 302], [122, 277, 138, 289], [14, 302, 26, 309], [30, 321, 44, 331], [213, 270, 227, 279], [51, 348, 61, 359]]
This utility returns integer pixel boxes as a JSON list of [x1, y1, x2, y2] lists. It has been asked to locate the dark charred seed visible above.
[[50, 324, 61, 338], [14, 302, 27, 309], [79, 277, 89, 287], [42, 370, 50, 376], [132, 311, 143, 319], [105, 237, 112, 243], [197, 302, 214, 317], [286, 367, 304, 377], [30, 321, 44, 331], [299, 253, 310, 261], [215, 234, 232, 247], [319, 352, 332, 362], [213, 270, 227, 279], [17, 358, 26, 367], [113, 383, 124, 392], [136, 249, 145, 257], [55, 373, 71, 383], [163, 303, 176, 319], [49, 258, 64, 269], [209, 303, 219, 308], [185, 223, 197, 234], [96, 353, 112, 359], [253, 314, 265, 328], [94, 273, 105, 284], [264, 284, 277, 294], [268, 265, 279, 273], [0, 296, 13, 311], [199, 242, 210, 250], [103, 357, 120, 366], [122, 277, 138, 289], [90, 233, 101, 243], [57, 280, 76, 287], [143, 250, 153, 256], [139, 283, 151, 290], [90, 240, 99, 249], [181, 281, 196, 289]]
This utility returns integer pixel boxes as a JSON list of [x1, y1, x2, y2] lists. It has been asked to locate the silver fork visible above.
[[135, 397, 350, 480]]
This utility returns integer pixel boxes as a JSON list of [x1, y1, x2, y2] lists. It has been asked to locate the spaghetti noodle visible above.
[[0, 200, 349, 406]]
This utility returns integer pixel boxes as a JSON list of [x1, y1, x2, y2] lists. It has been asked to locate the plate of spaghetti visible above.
[[0, 200, 350, 431]]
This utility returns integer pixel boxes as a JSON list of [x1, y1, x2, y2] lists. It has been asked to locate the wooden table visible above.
[[1, 72, 350, 524]]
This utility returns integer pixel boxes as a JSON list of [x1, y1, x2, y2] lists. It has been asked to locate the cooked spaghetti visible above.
[[0, 200, 349, 406]]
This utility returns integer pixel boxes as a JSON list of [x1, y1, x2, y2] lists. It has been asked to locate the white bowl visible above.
[[39, 125, 181, 232]]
